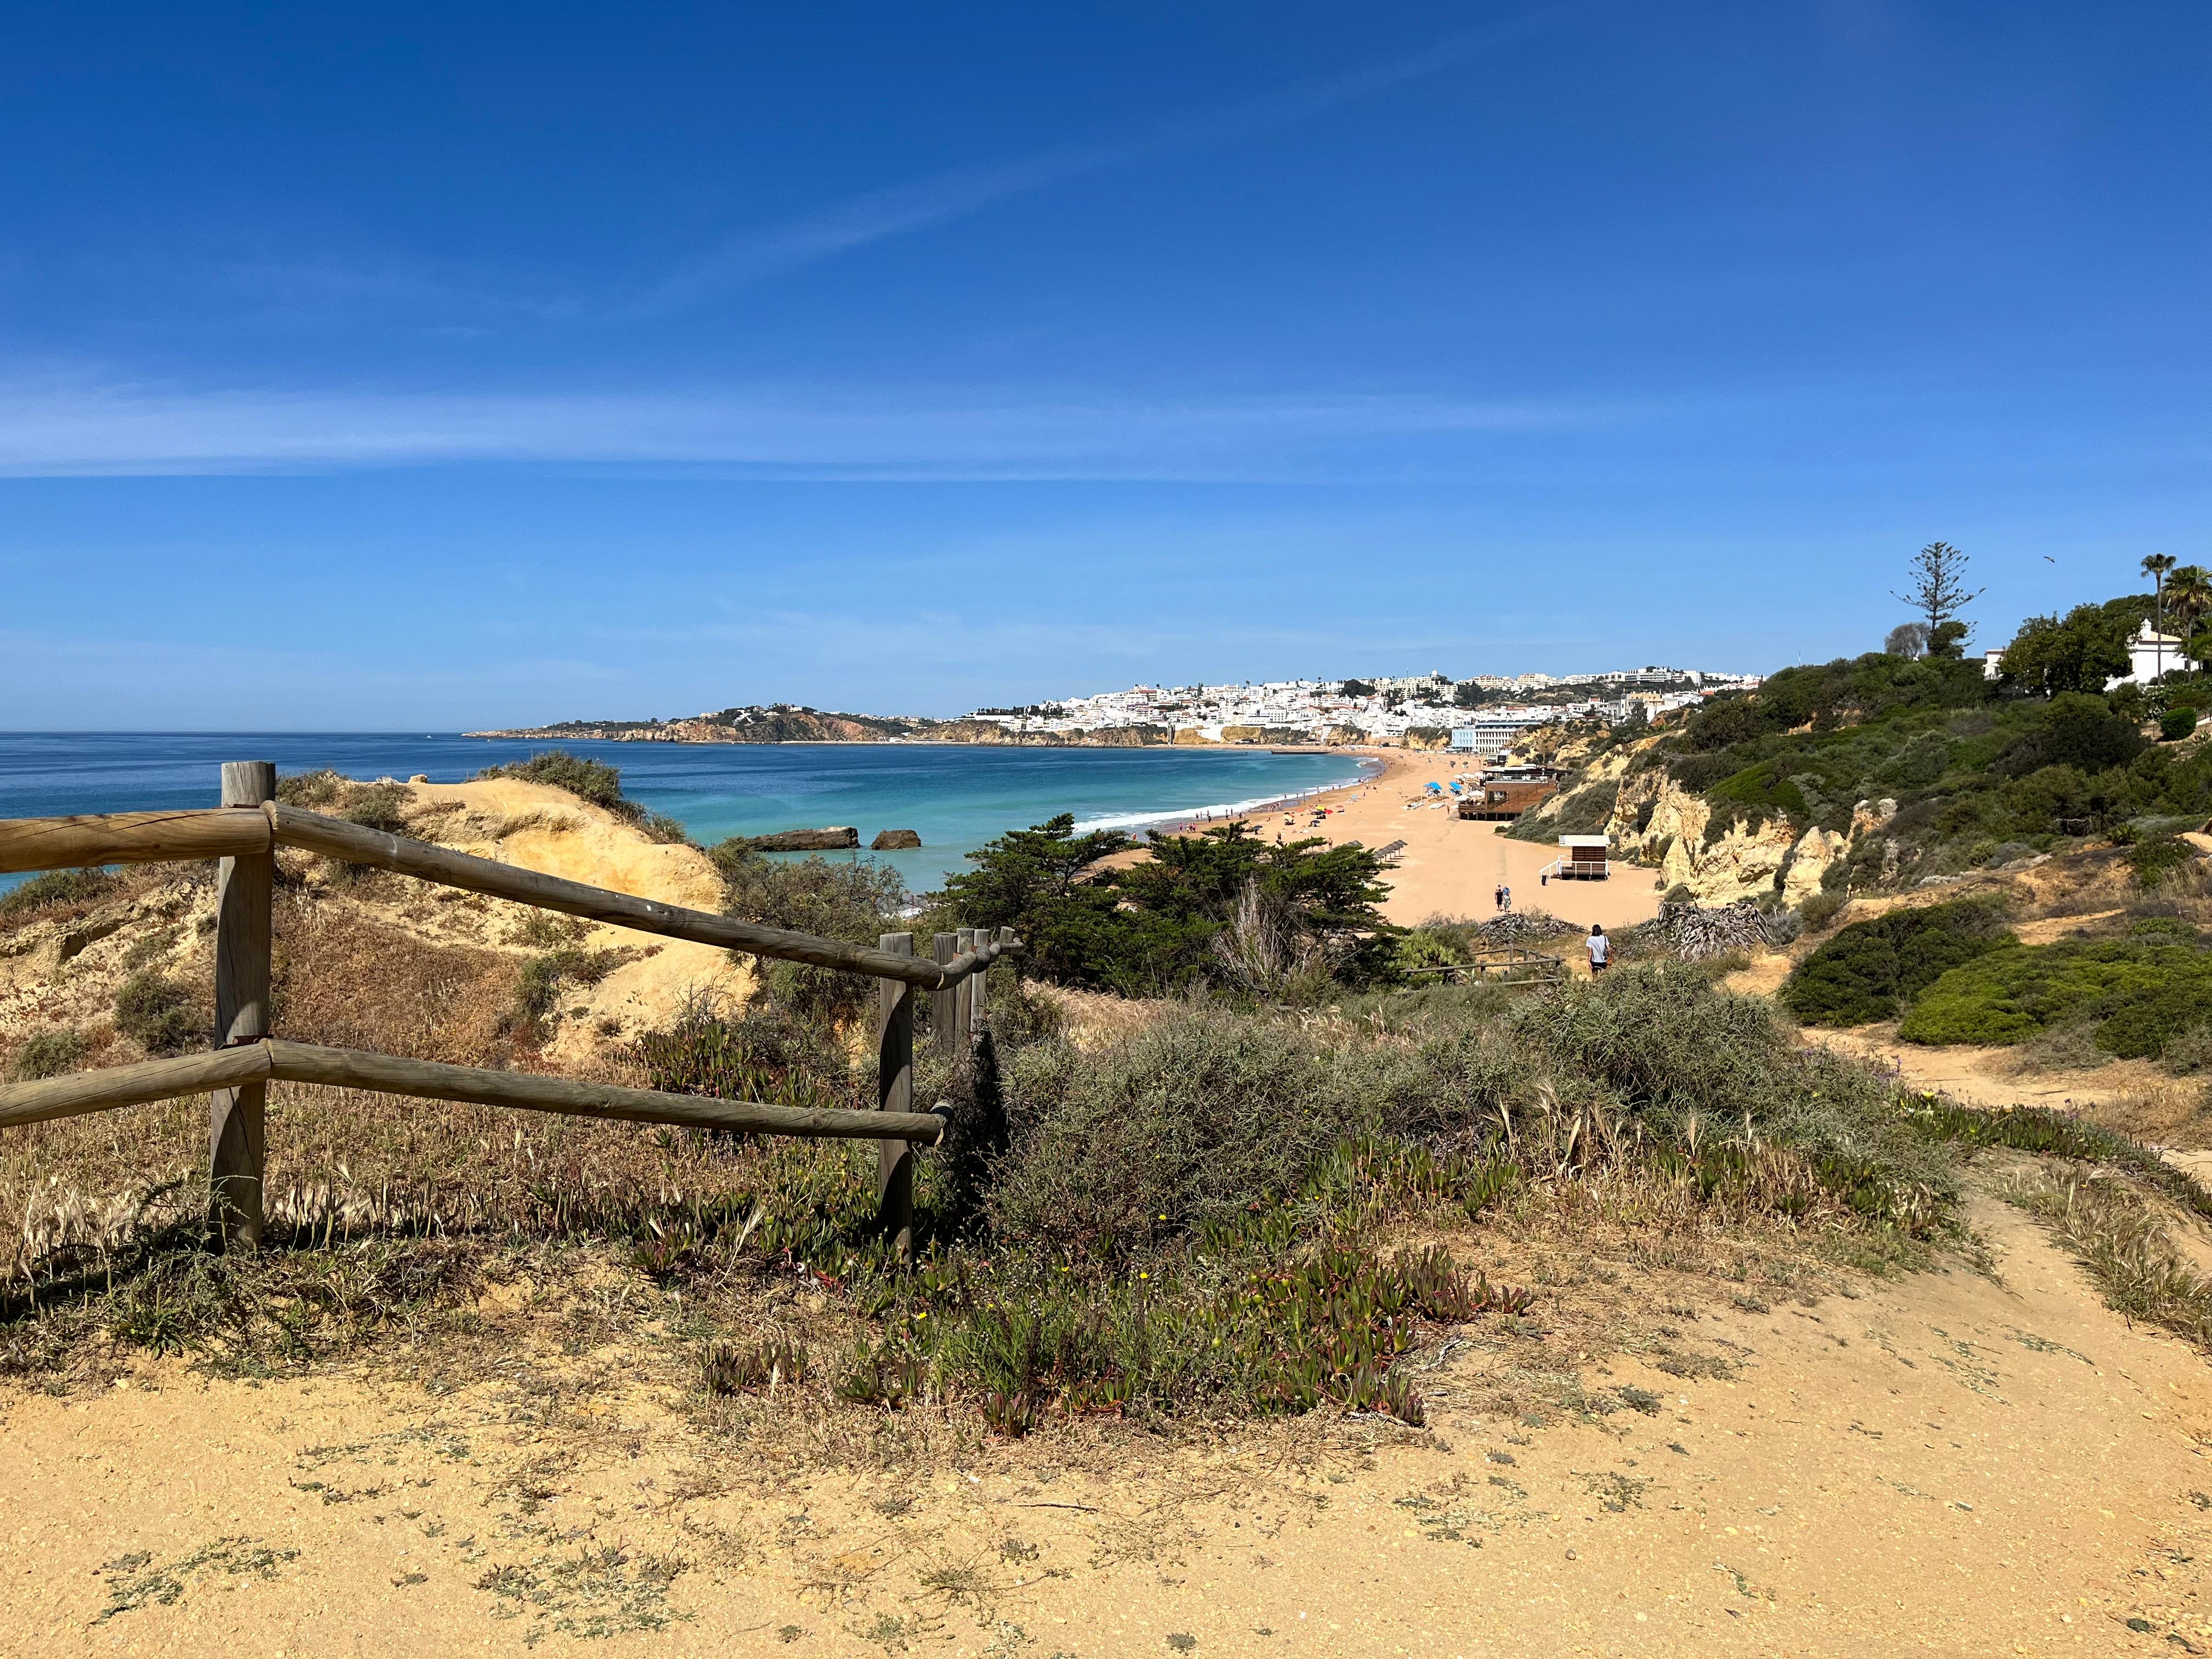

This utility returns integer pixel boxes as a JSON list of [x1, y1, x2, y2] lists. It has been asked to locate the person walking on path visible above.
[[1587, 923, 1609, 973], [1500, 884, 1511, 912]]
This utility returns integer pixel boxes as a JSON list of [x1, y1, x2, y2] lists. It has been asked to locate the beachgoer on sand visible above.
[[1587, 924, 1609, 972], [1500, 885, 1511, 912]]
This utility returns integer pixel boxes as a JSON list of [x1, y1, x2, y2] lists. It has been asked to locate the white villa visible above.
[[1984, 619, 2202, 687], [2114, 619, 2202, 687]]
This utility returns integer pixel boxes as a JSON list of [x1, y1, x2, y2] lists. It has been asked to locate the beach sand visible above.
[[1200, 746, 1663, 933]]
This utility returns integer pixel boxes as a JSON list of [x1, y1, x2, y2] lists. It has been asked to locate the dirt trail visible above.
[[7, 1186, 2209, 1657]]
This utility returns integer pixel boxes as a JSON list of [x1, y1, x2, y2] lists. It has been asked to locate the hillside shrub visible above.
[[114, 970, 201, 1056], [709, 843, 910, 1023], [991, 1009, 1368, 1252], [2162, 707, 2198, 742], [340, 782, 411, 834], [1797, 890, 1846, 932], [10, 1026, 87, 1081], [1781, 899, 2015, 1028], [474, 749, 689, 842], [274, 769, 345, 808], [988, 968, 1950, 1260], [1899, 936, 2212, 1056], [0, 867, 119, 921], [2129, 833, 2196, 890], [935, 816, 1401, 999], [1562, 589, 2212, 892]]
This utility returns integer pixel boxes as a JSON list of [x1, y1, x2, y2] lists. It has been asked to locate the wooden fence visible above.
[[1401, 945, 1565, 988], [0, 761, 1019, 1257]]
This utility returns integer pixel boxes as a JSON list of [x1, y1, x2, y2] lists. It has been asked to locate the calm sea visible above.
[[0, 733, 1372, 896]]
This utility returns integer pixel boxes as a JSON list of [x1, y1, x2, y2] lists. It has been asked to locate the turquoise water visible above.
[[0, 734, 1371, 896]]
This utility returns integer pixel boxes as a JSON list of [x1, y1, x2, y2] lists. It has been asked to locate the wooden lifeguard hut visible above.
[[1549, 834, 1610, 881]]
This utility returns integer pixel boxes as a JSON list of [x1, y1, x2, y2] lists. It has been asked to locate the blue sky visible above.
[[3, 2, 2207, 728]]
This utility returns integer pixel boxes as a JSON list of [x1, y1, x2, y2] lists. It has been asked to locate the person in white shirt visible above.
[[1587, 924, 1609, 972]]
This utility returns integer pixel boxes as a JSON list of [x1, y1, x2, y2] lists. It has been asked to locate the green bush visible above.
[[274, 769, 345, 808], [2129, 833, 2196, 889], [1781, 899, 2015, 1028], [1899, 936, 2212, 1056], [990, 1008, 1370, 1252], [986, 967, 1950, 1260], [709, 843, 910, 1022], [2162, 707, 2198, 742], [11, 1026, 87, 1081], [0, 867, 120, 921], [114, 971, 202, 1056], [476, 749, 628, 812], [503, 947, 626, 1044], [1796, 890, 1845, 932], [340, 782, 411, 834], [934, 815, 1401, 998]]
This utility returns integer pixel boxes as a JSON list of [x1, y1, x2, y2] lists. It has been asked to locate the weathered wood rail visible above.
[[0, 763, 1018, 1256], [1401, 945, 1566, 988]]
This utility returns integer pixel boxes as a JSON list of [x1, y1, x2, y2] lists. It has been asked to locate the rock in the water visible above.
[[871, 829, 922, 850], [408, 774, 430, 784], [748, 827, 860, 851]]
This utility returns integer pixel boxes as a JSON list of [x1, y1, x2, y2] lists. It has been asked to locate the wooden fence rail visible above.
[[0, 763, 1016, 1256], [0, 1037, 951, 1143], [1, 804, 1011, 990]]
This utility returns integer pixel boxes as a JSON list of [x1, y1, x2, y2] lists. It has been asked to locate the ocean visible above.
[[0, 733, 1373, 896]]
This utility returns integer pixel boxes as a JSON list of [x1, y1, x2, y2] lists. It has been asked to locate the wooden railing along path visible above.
[[1401, 945, 1565, 988], [0, 762, 1018, 1256]]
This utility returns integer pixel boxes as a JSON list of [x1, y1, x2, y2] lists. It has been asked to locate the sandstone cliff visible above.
[[1513, 735, 1895, 905], [0, 775, 748, 1082]]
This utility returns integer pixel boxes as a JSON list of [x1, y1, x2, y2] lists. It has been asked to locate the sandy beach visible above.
[[1201, 746, 1664, 933]]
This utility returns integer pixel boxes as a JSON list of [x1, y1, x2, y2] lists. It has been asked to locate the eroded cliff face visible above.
[[1526, 744, 1896, 905]]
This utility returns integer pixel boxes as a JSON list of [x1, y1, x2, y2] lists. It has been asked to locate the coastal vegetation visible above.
[[1781, 898, 2016, 1028], [6, 553, 2211, 1459], [2, 953, 1953, 1429], [932, 815, 1402, 1000], [475, 749, 690, 843], [1514, 563, 2212, 902]]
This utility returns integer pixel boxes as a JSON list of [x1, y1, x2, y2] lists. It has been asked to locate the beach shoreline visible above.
[[1149, 745, 1666, 935]]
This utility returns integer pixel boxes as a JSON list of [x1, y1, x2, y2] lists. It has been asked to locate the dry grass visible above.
[[2001, 1167, 2212, 1347]]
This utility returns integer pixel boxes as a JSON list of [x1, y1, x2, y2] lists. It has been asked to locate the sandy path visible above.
[[1211, 750, 1663, 932], [8, 1185, 2208, 1656]]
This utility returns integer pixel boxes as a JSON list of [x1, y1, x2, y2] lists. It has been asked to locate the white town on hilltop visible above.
[[960, 666, 1765, 747]]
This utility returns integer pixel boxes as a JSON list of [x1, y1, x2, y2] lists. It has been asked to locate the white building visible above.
[[2114, 619, 2201, 687]]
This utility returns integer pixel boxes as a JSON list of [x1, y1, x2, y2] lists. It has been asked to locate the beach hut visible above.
[[1551, 834, 1610, 881]]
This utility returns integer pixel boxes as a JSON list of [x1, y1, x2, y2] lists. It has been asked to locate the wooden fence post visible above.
[[875, 932, 915, 1258], [210, 760, 275, 1250], [969, 927, 992, 1037], [954, 927, 977, 1050], [933, 933, 958, 1064]]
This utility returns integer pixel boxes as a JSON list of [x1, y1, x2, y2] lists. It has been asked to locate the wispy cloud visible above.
[[638, 13, 1571, 312], [0, 369, 1604, 478]]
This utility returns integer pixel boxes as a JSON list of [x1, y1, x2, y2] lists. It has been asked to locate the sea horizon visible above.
[[0, 732, 1376, 895]]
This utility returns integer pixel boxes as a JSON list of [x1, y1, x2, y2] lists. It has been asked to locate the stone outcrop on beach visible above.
[[748, 827, 860, 851]]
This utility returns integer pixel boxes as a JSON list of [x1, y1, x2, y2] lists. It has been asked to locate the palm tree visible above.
[[2166, 565, 2212, 668], [2144, 553, 2179, 679]]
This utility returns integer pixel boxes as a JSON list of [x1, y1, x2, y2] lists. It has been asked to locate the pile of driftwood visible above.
[[1470, 910, 1576, 946], [1624, 899, 1781, 962]]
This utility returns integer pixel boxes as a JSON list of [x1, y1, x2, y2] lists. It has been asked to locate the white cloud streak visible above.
[[639, 13, 1571, 311], [0, 371, 1602, 477]]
